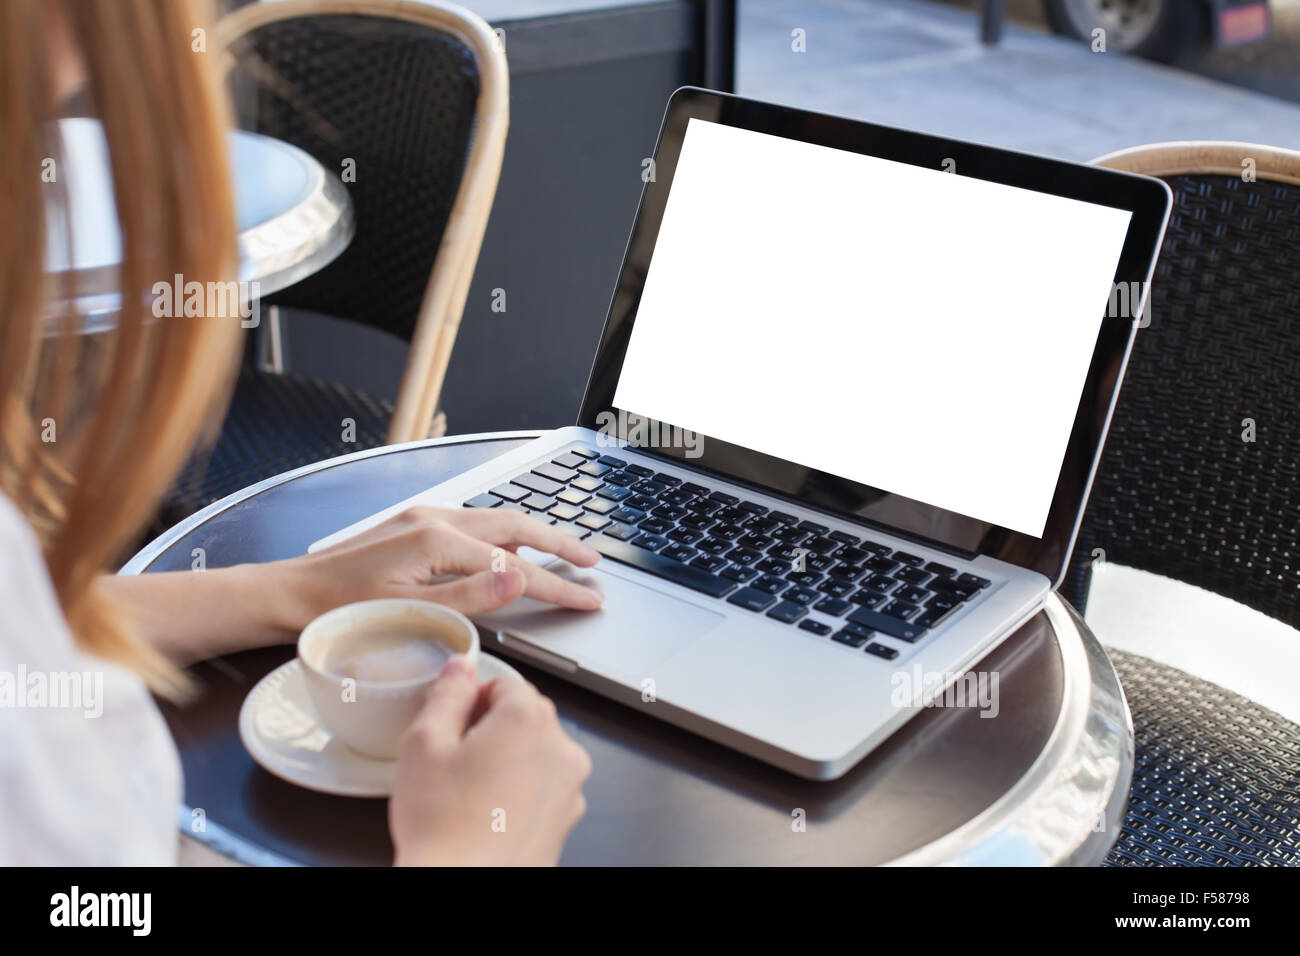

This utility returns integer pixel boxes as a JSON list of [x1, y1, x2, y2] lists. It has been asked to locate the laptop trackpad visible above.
[[476, 560, 725, 678]]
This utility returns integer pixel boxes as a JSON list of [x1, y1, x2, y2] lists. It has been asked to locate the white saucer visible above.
[[238, 653, 524, 798]]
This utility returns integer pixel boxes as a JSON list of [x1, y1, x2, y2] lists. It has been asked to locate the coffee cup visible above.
[[297, 598, 480, 760]]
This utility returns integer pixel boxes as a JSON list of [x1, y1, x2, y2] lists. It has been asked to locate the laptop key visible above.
[[578, 462, 612, 478], [557, 487, 591, 505], [584, 498, 618, 516], [851, 588, 888, 608], [603, 523, 639, 542], [652, 473, 682, 487], [633, 533, 669, 551], [787, 570, 824, 588], [660, 543, 695, 563], [738, 501, 768, 515], [549, 503, 585, 521], [709, 491, 739, 506], [895, 585, 930, 605], [602, 471, 637, 487], [893, 551, 924, 567], [829, 530, 860, 546], [866, 573, 897, 593], [766, 601, 807, 624], [914, 605, 957, 630], [523, 494, 556, 511], [719, 564, 758, 583], [680, 512, 715, 531], [624, 464, 654, 478], [864, 555, 897, 574], [925, 561, 957, 578], [814, 596, 852, 617], [610, 506, 645, 524], [552, 452, 586, 469], [835, 546, 870, 566], [464, 493, 500, 508], [897, 566, 932, 586], [804, 535, 839, 555], [928, 593, 959, 612], [569, 445, 599, 459], [697, 538, 732, 556], [832, 629, 869, 648], [726, 587, 777, 612], [627, 494, 659, 511], [957, 572, 992, 590], [847, 606, 925, 642], [796, 520, 829, 535], [784, 586, 819, 606], [818, 579, 853, 598], [808, 554, 836, 572], [596, 485, 632, 502], [571, 475, 603, 493], [727, 546, 762, 565], [514, 473, 564, 496], [577, 513, 611, 532], [598, 455, 627, 468], [490, 483, 530, 502], [828, 564, 864, 583], [883, 600, 921, 620], [681, 482, 710, 496], [632, 479, 667, 496], [799, 619, 833, 636], [667, 527, 702, 545], [533, 462, 578, 483], [639, 518, 672, 535], [691, 554, 729, 574], [928, 578, 979, 601], [753, 575, 788, 595], [865, 642, 899, 661], [769, 511, 798, 525]]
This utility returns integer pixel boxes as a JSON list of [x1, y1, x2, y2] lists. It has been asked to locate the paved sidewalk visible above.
[[738, 0, 1300, 161]]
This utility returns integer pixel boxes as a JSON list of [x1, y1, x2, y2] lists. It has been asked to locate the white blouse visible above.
[[0, 491, 180, 864]]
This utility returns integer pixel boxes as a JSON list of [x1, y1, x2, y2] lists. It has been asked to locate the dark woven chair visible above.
[[1065, 142, 1300, 865], [166, 0, 508, 521]]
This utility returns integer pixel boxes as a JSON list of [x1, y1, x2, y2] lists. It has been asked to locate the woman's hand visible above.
[[390, 656, 591, 866], [285, 506, 604, 626], [104, 506, 604, 664]]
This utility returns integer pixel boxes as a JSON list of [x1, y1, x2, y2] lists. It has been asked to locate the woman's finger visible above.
[[412, 568, 527, 617], [419, 521, 603, 610], [443, 508, 602, 568]]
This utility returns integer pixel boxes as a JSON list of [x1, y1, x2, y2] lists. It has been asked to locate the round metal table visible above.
[[122, 432, 1135, 866], [46, 117, 353, 332]]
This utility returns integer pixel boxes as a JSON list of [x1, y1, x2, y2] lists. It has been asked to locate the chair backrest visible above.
[[1063, 142, 1300, 628], [217, 0, 508, 442]]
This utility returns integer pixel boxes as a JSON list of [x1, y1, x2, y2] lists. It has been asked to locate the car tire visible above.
[[1042, 0, 1205, 63]]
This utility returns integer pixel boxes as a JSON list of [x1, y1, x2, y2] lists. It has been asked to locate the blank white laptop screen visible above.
[[611, 118, 1134, 538]]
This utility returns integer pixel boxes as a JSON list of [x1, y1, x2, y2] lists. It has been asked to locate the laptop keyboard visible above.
[[464, 445, 992, 660]]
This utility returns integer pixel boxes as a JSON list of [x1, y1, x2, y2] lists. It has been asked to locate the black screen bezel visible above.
[[578, 88, 1172, 585]]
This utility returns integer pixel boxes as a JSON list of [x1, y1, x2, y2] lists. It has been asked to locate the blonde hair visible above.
[[0, 0, 243, 696]]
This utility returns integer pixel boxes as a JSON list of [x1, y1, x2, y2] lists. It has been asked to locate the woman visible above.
[[0, 0, 603, 866]]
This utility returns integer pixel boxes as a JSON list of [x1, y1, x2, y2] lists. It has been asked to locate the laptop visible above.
[[311, 89, 1172, 780]]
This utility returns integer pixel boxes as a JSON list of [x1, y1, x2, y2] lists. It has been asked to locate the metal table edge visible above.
[[884, 596, 1134, 866]]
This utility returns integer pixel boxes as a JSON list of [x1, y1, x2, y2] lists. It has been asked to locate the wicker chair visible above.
[[167, 0, 507, 519], [1065, 142, 1300, 865]]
